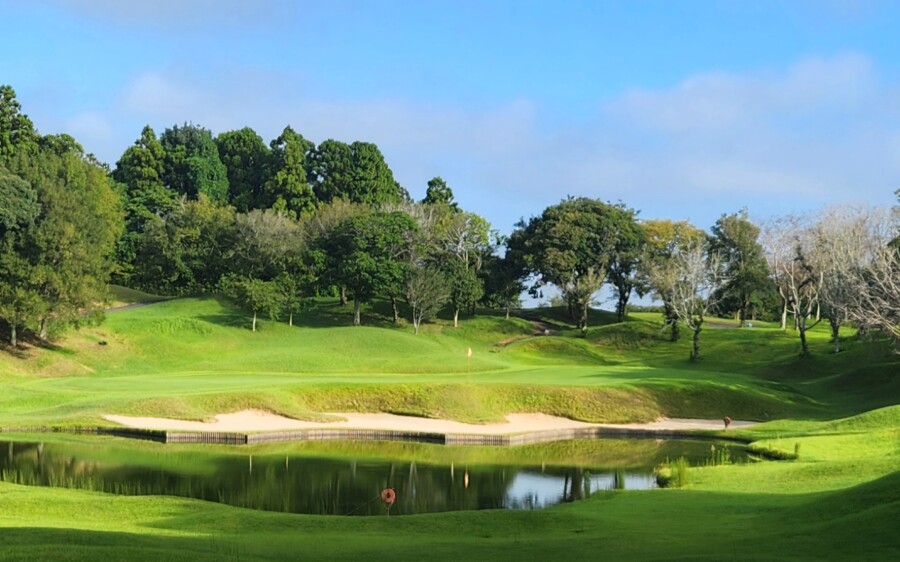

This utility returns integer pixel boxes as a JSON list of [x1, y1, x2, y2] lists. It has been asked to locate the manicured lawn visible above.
[[0, 296, 897, 560]]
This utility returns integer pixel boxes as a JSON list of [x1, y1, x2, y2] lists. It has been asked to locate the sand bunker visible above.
[[103, 410, 757, 434]]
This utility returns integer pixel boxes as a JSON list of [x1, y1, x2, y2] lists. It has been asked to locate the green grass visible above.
[[3, 297, 893, 426], [107, 284, 170, 308], [1, 295, 898, 560]]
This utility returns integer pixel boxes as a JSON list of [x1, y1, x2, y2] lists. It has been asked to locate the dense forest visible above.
[[1, 85, 898, 355]]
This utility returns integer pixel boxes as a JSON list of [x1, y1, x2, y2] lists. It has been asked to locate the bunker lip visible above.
[[103, 410, 758, 435]]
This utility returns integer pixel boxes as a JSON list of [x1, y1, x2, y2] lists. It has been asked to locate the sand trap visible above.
[[103, 410, 757, 434]]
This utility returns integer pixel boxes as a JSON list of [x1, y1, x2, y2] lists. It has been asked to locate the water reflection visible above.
[[0, 438, 745, 516]]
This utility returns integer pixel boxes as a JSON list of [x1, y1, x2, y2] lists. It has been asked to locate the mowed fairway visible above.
[[1, 295, 898, 560]]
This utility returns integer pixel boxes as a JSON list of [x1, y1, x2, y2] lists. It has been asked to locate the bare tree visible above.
[[650, 242, 727, 361], [843, 207, 900, 343], [639, 219, 708, 341], [405, 264, 450, 335], [760, 218, 794, 331], [809, 207, 877, 353]]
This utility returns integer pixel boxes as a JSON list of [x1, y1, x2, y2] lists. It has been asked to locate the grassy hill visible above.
[[2, 295, 896, 427], [0, 294, 897, 560]]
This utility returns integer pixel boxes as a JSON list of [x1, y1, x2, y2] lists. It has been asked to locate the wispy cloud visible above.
[[62, 53, 900, 231]]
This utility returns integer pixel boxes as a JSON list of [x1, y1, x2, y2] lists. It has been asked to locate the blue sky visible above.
[[2, 0, 899, 236]]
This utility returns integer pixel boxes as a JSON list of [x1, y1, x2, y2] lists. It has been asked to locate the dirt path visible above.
[[104, 410, 757, 434]]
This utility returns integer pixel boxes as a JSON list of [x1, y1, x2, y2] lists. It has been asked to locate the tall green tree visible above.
[[30, 151, 123, 338], [509, 197, 621, 330], [264, 126, 316, 217], [710, 210, 772, 326], [0, 165, 40, 346], [422, 176, 456, 208], [160, 123, 229, 204], [0, 165, 38, 232], [309, 139, 352, 203], [112, 125, 176, 279], [1, 149, 123, 344], [0, 85, 38, 158], [215, 127, 270, 212], [605, 204, 645, 322], [310, 140, 404, 205]]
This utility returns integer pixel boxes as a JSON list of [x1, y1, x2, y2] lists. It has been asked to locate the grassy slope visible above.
[[3, 297, 896, 426], [1, 296, 898, 560]]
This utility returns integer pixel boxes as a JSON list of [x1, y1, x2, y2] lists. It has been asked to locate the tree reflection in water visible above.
[[0, 438, 745, 516]]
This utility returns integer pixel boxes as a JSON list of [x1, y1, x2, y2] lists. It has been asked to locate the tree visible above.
[[509, 198, 621, 330], [264, 126, 316, 217], [405, 264, 450, 335], [842, 205, 900, 344], [160, 123, 229, 204], [765, 215, 823, 357], [215, 127, 270, 212], [447, 260, 483, 328], [562, 267, 606, 336], [29, 151, 123, 338], [320, 211, 417, 325], [309, 140, 404, 205], [430, 208, 491, 326], [300, 199, 367, 306], [0, 242, 40, 346], [637, 219, 707, 341], [230, 209, 312, 327], [131, 196, 236, 295], [275, 272, 308, 327], [309, 139, 352, 203], [0, 189, 40, 346], [232, 209, 304, 280], [225, 276, 281, 332], [112, 125, 176, 280], [480, 241, 525, 319], [650, 242, 727, 361], [0, 165, 38, 232], [422, 176, 456, 208], [710, 211, 772, 326], [808, 207, 879, 353], [605, 204, 645, 322], [346, 141, 404, 206], [761, 218, 793, 331], [0, 85, 39, 157], [1, 149, 123, 344]]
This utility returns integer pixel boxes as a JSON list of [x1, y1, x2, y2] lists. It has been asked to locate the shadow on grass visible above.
[[0, 527, 246, 562]]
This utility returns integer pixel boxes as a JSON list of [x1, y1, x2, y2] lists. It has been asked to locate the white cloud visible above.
[[76, 53, 900, 232]]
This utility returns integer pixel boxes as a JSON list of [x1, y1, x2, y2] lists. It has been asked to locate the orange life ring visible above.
[[381, 488, 396, 505]]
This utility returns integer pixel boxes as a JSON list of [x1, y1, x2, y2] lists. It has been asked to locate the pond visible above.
[[0, 437, 748, 516]]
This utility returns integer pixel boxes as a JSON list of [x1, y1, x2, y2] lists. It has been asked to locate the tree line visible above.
[[1, 84, 898, 356]]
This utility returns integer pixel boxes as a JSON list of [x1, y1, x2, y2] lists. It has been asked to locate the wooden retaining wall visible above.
[[3, 425, 746, 447]]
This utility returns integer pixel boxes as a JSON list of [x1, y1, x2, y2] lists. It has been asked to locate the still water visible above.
[[1, 437, 746, 516]]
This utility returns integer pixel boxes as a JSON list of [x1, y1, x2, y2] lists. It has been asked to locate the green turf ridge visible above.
[[1, 295, 898, 560]]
